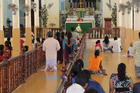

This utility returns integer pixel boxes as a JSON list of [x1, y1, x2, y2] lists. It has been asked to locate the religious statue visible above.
[[75, 24, 82, 32]]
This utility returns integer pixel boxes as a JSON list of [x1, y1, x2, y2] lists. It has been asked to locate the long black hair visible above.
[[0, 44, 4, 56], [71, 59, 84, 77], [94, 50, 100, 58], [117, 63, 126, 81], [55, 32, 61, 42], [103, 36, 109, 44], [67, 32, 72, 44]]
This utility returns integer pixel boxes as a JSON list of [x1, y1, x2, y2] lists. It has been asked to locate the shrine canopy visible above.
[[65, 8, 95, 33]]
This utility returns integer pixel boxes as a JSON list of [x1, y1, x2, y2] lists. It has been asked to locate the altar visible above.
[[65, 8, 95, 33]]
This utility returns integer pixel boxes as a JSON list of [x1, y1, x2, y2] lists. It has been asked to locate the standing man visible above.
[[43, 32, 60, 72], [134, 32, 140, 78]]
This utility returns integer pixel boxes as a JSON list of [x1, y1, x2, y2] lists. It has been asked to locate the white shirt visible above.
[[133, 40, 140, 67], [43, 37, 60, 60], [66, 83, 85, 93], [112, 40, 121, 52], [128, 46, 134, 56]]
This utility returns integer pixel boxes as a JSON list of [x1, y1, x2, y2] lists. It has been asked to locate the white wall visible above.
[[103, 0, 118, 27], [103, 0, 118, 18], [134, 9, 140, 30], [44, 0, 60, 28], [117, 0, 140, 30]]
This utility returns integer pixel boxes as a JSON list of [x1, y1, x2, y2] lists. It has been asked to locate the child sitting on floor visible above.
[[89, 50, 107, 75], [127, 42, 134, 57], [95, 40, 102, 52]]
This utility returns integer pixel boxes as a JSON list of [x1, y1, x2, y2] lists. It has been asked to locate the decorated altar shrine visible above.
[[65, 8, 95, 33]]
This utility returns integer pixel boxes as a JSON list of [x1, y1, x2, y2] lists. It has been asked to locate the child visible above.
[[127, 43, 134, 57], [95, 40, 102, 52], [89, 50, 107, 75]]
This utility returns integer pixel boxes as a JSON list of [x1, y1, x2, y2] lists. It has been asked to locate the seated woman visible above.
[[71, 59, 84, 83], [103, 36, 113, 53], [109, 63, 133, 93], [89, 50, 107, 75], [95, 40, 102, 52]]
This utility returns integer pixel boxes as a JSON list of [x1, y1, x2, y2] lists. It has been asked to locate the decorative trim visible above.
[[118, 0, 140, 15], [24, 5, 30, 16], [8, 3, 18, 15], [31, 1, 37, 12]]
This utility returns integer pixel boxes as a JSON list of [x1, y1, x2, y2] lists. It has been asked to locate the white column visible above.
[[25, 0, 33, 50], [12, 0, 20, 29], [34, 0, 40, 40], [134, 6, 140, 30], [46, 0, 60, 28], [0, 0, 4, 44], [117, 0, 123, 27], [12, 0, 21, 56], [34, 0, 39, 27]]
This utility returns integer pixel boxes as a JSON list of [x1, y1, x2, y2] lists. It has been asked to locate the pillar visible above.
[[34, 0, 40, 40], [0, 0, 4, 45], [25, 0, 33, 50], [88, 1, 90, 8], [12, 0, 20, 56]]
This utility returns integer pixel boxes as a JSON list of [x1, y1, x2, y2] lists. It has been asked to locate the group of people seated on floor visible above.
[[95, 36, 121, 53], [0, 37, 30, 62], [65, 34, 140, 93], [65, 58, 139, 93], [95, 35, 134, 58], [0, 38, 12, 62]]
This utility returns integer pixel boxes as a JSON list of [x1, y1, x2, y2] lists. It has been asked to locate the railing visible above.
[[36, 28, 63, 38], [0, 48, 45, 93], [88, 27, 120, 39], [57, 33, 86, 93]]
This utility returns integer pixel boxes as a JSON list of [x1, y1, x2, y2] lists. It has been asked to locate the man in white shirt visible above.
[[66, 70, 89, 93], [133, 32, 140, 78], [43, 32, 60, 72], [112, 37, 121, 52]]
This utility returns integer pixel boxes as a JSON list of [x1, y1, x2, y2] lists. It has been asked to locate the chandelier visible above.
[[119, 0, 140, 14]]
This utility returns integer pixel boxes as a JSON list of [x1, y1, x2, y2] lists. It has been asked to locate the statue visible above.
[[75, 24, 82, 32]]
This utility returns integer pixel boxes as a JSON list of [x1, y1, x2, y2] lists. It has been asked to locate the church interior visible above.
[[0, 0, 140, 93]]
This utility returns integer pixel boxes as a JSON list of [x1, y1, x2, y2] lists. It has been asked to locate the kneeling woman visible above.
[[88, 50, 107, 75]]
